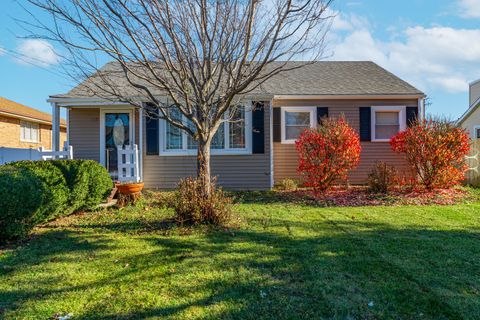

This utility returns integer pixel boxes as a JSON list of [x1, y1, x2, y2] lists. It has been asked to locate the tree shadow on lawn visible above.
[[1, 220, 480, 319]]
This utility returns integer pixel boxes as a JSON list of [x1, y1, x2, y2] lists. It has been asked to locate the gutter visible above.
[[273, 94, 426, 100], [0, 111, 66, 128]]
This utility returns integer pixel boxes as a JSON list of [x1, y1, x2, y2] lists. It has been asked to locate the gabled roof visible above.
[[457, 79, 480, 125], [458, 96, 480, 125], [0, 97, 66, 126], [50, 61, 424, 100]]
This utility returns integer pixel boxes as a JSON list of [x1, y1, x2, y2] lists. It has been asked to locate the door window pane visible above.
[[229, 106, 245, 148], [375, 111, 399, 140], [105, 113, 130, 175], [285, 111, 311, 140], [476, 128, 480, 139]]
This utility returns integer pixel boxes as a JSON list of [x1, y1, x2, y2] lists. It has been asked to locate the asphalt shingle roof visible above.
[[0, 97, 66, 126], [52, 61, 423, 99]]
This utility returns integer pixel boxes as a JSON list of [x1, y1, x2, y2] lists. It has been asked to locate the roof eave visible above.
[[0, 110, 66, 127], [457, 97, 480, 125], [273, 93, 425, 100]]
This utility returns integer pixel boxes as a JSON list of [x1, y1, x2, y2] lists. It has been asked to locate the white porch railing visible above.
[[39, 145, 73, 160], [117, 144, 140, 183]]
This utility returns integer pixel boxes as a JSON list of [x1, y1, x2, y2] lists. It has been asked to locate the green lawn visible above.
[[1, 190, 480, 319]]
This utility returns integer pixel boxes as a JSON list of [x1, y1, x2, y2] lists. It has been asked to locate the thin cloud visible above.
[[15, 39, 60, 67], [329, 18, 480, 94], [458, 0, 480, 18]]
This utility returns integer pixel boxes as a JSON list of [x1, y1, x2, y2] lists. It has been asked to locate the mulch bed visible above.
[[278, 186, 475, 207]]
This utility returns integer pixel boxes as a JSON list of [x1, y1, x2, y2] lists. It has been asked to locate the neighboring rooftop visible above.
[[51, 61, 424, 100], [0, 97, 66, 126]]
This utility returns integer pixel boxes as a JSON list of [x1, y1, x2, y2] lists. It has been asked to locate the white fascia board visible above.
[[457, 97, 480, 125], [273, 94, 425, 100]]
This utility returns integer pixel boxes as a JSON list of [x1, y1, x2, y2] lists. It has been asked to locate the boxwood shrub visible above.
[[8, 160, 70, 220], [0, 166, 46, 240], [0, 160, 113, 241], [80, 160, 112, 210]]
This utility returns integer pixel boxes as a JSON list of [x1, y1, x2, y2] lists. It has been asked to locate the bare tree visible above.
[[22, 0, 334, 197]]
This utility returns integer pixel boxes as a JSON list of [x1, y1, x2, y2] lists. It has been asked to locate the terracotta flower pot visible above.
[[116, 182, 144, 195]]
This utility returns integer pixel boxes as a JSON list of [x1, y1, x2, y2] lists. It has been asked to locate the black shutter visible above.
[[359, 107, 371, 142], [272, 107, 281, 142], [145, 104, 159, 155], [406, 107, 418, 127], [252, 101, 265, 154], [317, 107, 328, 125]]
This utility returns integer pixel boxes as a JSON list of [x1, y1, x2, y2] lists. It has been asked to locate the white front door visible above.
[[100, 109, 135, 178]]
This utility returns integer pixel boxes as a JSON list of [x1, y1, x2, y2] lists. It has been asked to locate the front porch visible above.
[[50, 102, 143, 183]]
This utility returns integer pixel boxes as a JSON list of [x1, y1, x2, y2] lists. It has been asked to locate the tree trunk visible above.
[[197, 138, 212, 198]]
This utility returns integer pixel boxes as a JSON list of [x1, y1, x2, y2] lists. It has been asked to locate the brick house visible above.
[[0, 97, 66, 149]]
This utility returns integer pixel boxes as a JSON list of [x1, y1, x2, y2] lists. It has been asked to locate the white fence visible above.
[[0, 145, 73, 165], [117, 144, 140, 183], [465, 140, 480, 186], [38, 146, 73, 160]]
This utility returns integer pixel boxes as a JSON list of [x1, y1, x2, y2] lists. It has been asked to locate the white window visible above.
[[20, 121, 40, 143], [474, 126, 480, 139], [159, 103, 252, 155], [281, 107, 316, 144], [371, 106, 406, 142]]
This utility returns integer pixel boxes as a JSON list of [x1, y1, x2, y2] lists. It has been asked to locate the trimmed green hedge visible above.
[[0, 160, 112, 241], [0, 166, 45, 239], [51, 160, 112, 211]]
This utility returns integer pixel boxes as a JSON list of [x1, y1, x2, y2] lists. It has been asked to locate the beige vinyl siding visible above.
[[69, 108, 100, 161], [272, 99, 417, 184], [143, 103, 271, 190], [470, 81, 480, 106], [460, 104, 480, 139], [69, 107, 141, 162]]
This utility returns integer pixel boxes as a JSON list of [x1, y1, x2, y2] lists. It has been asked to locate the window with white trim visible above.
[[20, 121, 40, 143], [160, 104, 252, 155], [371, 106, 406, 142], [474, 126, 480, 139], [281, 107, 316, 143]]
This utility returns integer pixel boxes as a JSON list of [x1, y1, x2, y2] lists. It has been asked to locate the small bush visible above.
[[0, 160, 112, 241], [277, 178, 298, 191], [367, 162, 397, 194], [0, 167, 45, 240], [296, 116, 361, 193], [169, 177, 233, 226], [51, 160, 90, 212], [390, 119, 470, 190], [51, 159, 112, 211], [8, 160, 70, 220]]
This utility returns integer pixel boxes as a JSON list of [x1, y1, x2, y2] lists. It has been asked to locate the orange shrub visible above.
[[390, 120, 470, 190], [296, 116, 361, 193]]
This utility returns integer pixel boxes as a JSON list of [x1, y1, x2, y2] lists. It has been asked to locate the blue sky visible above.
[[0, 0, 479, 119]]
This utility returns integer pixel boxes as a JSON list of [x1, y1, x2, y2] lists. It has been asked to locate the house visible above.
[[48, 61, 425, 190], [0, 97, 67, 149], [457, 79, 480, 139]]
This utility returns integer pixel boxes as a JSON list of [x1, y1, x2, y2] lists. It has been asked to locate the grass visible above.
[[1, 189, 480, 319]]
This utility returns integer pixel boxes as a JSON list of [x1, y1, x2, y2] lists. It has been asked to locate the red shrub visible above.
[[296, 116, 361, 193], [390, 119, 470, 190]]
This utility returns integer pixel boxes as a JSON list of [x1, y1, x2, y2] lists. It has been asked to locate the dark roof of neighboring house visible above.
[[51, 61, 424, 100], [0, 97, 66, 126]]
